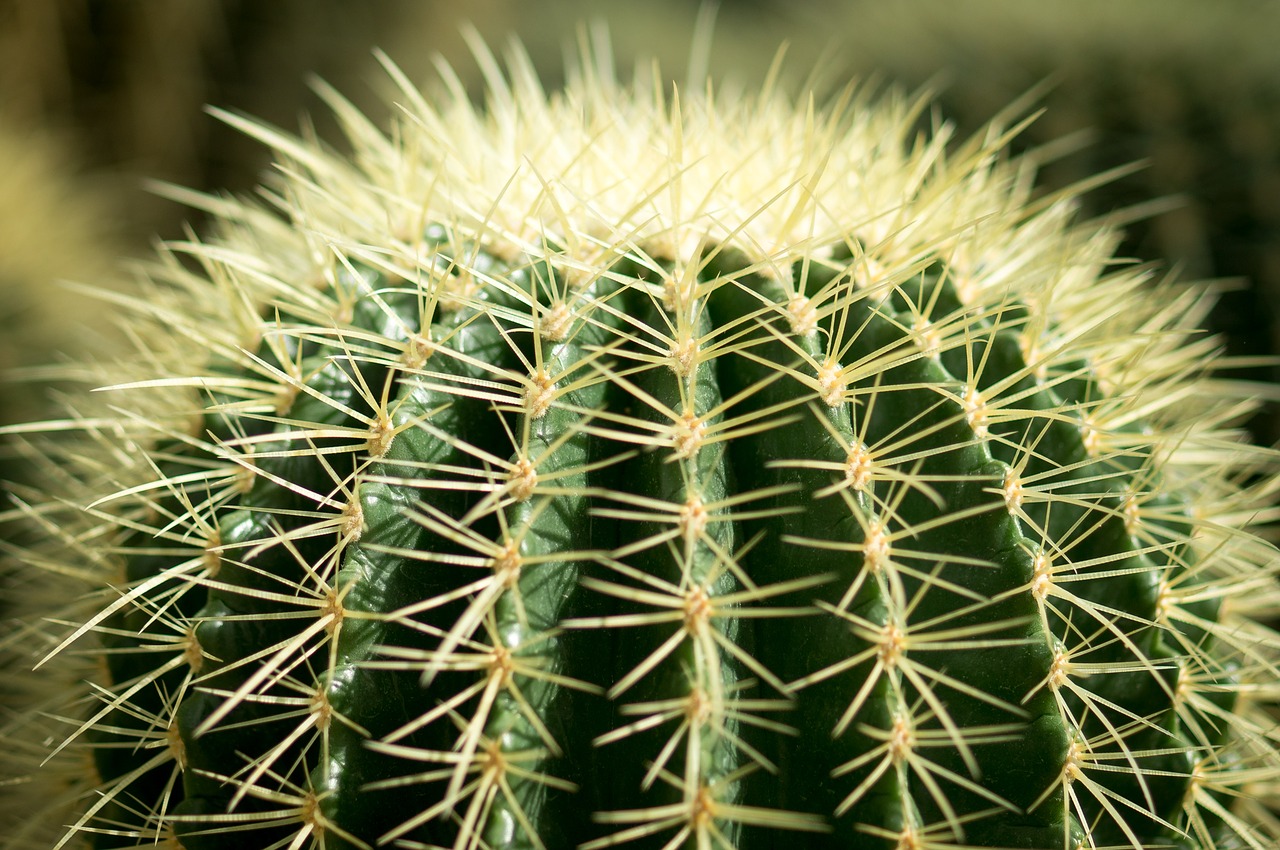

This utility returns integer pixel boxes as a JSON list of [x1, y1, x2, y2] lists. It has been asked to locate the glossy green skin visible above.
[[90, 235, 1234, 850]]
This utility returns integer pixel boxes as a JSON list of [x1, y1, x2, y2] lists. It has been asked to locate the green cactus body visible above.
[[2, 40, 1278, 850]]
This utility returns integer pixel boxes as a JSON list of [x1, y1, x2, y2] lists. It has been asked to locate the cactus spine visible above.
[[2, 38, 1279, 850]]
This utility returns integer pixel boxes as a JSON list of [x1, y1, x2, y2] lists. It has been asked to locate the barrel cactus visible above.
[[2, 36, 1279, 850]]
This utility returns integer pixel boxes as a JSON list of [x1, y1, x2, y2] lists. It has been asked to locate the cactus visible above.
[[3, 37, 1280, 850]]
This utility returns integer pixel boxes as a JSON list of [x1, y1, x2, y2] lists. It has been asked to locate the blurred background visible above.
[[2, 0, 1278, 487]]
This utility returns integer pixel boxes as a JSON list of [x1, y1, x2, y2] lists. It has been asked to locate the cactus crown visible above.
[[2, 33, 1279, 850]]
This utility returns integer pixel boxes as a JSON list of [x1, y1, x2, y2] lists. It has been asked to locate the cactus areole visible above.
[[3, 38, 1278, 850]]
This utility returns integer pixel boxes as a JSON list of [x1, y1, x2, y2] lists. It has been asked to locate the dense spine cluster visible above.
[[2, 40, 1278, 850]]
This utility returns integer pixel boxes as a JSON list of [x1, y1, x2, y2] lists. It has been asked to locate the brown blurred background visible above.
[[1, 0, 1277, 480]]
